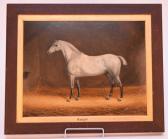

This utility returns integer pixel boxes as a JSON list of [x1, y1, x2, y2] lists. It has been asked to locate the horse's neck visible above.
[[61, 44, 81, 63]]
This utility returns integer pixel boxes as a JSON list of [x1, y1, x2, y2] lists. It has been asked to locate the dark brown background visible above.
[[24, 21, 145, 90]]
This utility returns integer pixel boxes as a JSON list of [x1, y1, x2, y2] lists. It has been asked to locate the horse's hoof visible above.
[[66, 98, 71, 102], [105, 96, 110, 100], [117, 98, 122, 102], [75, 97, 79, 101]]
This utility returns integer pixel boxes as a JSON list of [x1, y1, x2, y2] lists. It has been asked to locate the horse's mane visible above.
[[59, 40, 81, 54]]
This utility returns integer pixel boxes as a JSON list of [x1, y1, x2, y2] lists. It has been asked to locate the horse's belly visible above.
[[81, 62, 106, 75], [68, 57, 106, 77]]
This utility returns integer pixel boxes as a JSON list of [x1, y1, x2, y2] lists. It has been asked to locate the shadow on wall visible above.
[[23, 21, 145, 91]]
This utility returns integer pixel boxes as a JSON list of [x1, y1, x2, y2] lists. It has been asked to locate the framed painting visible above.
[[5, 4, 164, 134]]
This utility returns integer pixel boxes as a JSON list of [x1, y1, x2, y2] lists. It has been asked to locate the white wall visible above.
[[0, 0, 168, 139]]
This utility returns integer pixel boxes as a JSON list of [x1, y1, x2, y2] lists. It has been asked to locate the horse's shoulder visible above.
[[68, 53, 82, 64]]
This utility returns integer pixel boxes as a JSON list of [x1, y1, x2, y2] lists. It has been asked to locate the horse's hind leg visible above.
[[105, 72, 114, 100], [109, 84, 114, 97], [75, 79, 80, 101], [106, 84, 114, 100], [116, 76, 123, 101]]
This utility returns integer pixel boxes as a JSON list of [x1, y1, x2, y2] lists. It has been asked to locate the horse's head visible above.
[[47, 40, 62, 54]]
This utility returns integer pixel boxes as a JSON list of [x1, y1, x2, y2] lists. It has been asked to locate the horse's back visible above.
[[67, 53, 121, 77], [68, 53, 107, 76]]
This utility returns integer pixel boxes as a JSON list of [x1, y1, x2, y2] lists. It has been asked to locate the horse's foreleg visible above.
[[70, 88, 73, 99], [120, 85, 123, 98], [67, 75, 75, 102], [75, 79, 80, 100]]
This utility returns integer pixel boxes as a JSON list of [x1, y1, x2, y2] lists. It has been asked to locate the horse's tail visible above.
[[118, 56, 128, 66]]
